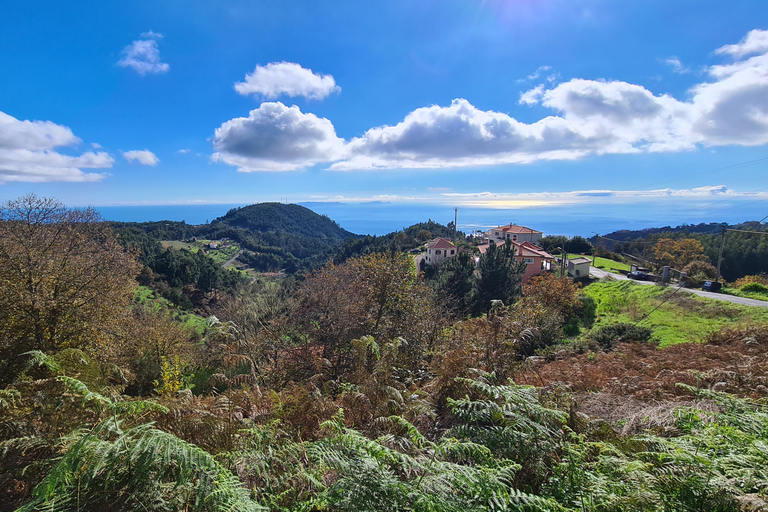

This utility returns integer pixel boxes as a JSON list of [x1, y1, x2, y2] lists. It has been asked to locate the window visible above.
[[524, 258, 534, 264], [450, 250, 455, 255], [436, 250, 441, 255]]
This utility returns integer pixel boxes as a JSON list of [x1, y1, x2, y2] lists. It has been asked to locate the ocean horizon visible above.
[[94, 201, 767, 238]]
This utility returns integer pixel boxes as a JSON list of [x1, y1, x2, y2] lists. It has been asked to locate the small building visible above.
[[207, 242, 218, 249], [424, 238, 457, 266], [486, 224, 543, 244], [568, 257, 592, 278]]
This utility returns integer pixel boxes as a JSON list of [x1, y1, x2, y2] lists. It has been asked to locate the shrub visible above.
[[740, 282, 768, 294], [590, 322, 654, 351], [682, 260, 717, 286], [577, 295, 597, 328], [734, 274, 768, 288]]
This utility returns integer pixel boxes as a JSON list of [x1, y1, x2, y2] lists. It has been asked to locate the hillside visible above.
[[210, 202, 355, 239]]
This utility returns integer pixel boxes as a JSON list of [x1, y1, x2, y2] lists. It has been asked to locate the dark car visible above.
[[627, 271, 652, 281], [702, 280, 722, 292]]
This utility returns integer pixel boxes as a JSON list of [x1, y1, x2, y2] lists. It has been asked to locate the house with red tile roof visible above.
[[485, 224, 542, 244], [424, 238, 457, 266], [477, 240, 555, 283]]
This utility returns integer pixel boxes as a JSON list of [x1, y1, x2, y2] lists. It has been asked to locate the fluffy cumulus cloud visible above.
[[213, 29, 768, 172], [235, 62, 340, 100], [211, 102, 345, 171], [118, 32, 169, 75], [0, 111, 111, 183], [122, 149, 159, 166]]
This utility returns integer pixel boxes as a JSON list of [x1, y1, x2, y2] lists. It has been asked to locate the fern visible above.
[[16, 378, 261, 512]]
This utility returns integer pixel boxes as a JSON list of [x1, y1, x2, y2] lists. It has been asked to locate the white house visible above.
[[486, 224, 543, 244], [568, 257, 592, 278], [424, 238, 457, 266]]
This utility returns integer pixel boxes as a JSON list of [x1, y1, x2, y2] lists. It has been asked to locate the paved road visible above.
[[222, 249, 244, 268], [589, 267, 768, 309]]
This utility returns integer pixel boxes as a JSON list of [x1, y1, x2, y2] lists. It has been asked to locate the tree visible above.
[[0, 195, 140, 382], [472, 241, 526, 315], [653, 238, 706, 269], [433, 251, 476, 317], [294, 252, 436, 377]]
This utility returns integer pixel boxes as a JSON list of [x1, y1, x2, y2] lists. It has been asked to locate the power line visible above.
[[644, 156, 768, 188]]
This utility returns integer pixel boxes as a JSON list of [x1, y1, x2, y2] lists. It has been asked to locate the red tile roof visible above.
[[427, 238, 456, 250], [475, 241, 553, 259], [489, 224, 541, 235]]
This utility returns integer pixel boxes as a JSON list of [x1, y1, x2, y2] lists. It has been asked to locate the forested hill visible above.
[[210, 203, 355, 239], [590, 220, 768, 281], [590, 221, 728, 248]]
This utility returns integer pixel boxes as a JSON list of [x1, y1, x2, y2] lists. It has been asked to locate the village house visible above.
[[477, 240, 555, 283], [424, 238, 457, 266], [485, 224, 542, 245]]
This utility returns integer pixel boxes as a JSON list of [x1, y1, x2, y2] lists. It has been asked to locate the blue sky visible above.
[[2, 0, 768, 229]]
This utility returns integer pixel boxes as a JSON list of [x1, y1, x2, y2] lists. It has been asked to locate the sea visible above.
[[94, 201, 768, 237]]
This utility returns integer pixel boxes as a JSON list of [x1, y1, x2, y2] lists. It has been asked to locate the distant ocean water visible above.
[[95, 201, 767, 237]]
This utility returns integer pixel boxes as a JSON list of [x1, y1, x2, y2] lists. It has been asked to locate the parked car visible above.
[[702, 280, 722, 292], [627, 270, 652, 281]]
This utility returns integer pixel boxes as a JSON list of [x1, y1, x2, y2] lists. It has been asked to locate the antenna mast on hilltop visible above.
[[454, 207, 458, 242]]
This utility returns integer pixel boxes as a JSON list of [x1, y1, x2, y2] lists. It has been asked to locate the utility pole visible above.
[[715, 227, 726, 282], [453, 207, 458, 242]]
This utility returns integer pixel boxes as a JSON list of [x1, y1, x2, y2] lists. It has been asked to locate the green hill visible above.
[[211, 203, 355, 239]]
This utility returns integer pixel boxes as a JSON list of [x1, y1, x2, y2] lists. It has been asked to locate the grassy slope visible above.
[[589, 256, 631, 272], [723, 286, 768, 302], [583, 280, 768, 347]]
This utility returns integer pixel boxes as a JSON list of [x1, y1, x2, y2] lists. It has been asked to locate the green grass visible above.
[[582, 280, 768, 347], [588, 256, 631, 272], [722, 286, 768, 302]]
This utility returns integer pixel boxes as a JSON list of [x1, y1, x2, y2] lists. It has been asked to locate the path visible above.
[[223, 249, 244, 268], [589, 267, 768, 309]]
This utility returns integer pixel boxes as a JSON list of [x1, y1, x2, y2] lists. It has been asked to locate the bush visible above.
[[734, 274, 768, 288], [590, 322, 654, 351], [740, 282, 768, 294], [577, 295, 597, 328], [682, 260, 717, 287]]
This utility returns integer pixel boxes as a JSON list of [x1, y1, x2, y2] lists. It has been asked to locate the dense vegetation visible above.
[[593, 221, 768, 281], [4, 194, 768, 511]]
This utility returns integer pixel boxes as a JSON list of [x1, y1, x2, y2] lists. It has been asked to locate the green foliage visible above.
[[448, 376, 568, 489], [741, 282, 768, 294], [433, 251, 476, 317], [582, 280, 768, 346], [472, 241, 526, 315], [590, 322, 654, 350], [17, 377, 260, 512]]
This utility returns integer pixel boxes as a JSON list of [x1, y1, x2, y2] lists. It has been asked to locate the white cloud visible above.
[[211, 102, 345, 171], [140, 30, 163, 39], [118, 34, 169, 75], [519, 84, 545, 105], [715, 29, 768, 58], [234, 62, 340, 100], [300, 185, 764, 207], [442, 185, 765, 207], [176, 148, 191, 154], [0, 111, 111, 183], [213, 29, 768, 172], [122, 149, 159, 166], [662, 56, 689, 74]]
